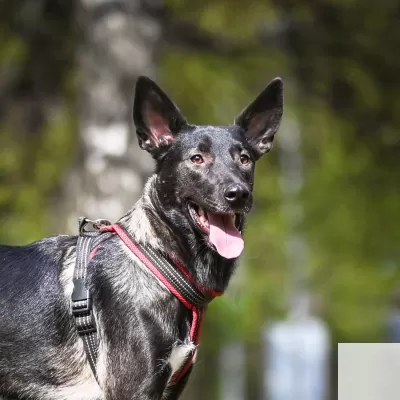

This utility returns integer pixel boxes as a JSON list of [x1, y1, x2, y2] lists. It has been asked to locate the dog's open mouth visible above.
[[188, 203, 244, 259]]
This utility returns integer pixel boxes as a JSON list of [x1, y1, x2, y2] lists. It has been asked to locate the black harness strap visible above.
[[71, 217, 112, 380], [133, 240, 211, 307]]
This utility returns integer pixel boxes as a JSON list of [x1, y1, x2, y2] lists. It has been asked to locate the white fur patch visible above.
[[60, 247, 76, 300], [168, 342, 196, 378], [48, 380, 102, 400], [12, 370, 101, 400], [95, 331, 109, 392]]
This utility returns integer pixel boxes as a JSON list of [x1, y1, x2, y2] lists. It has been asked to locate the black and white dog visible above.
[[0, 76, 283, 400]]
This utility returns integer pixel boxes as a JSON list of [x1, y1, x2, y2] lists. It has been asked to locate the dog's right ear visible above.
[[133, 76, 187, 156]]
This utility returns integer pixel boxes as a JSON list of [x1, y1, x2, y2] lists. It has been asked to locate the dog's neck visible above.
[[118, 176, 162, 251], [118, 175, 238, 292]]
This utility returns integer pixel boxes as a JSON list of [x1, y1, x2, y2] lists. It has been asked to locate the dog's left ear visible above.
[[133, 76, 187, 156], [234, 78, 283, 159]]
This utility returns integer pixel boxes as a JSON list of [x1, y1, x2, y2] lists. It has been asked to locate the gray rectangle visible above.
[[338, 343, 400, 400]]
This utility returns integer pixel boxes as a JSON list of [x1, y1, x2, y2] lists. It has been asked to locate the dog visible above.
[[0, 76, 283, 400]]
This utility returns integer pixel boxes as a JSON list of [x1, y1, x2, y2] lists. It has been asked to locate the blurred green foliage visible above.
[[0, 0, 76, 243], [1, 0, 400, 398]]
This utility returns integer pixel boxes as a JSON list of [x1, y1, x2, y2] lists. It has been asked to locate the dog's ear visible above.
[[133, 76, 187, 156], [234, 78, 283, 159]]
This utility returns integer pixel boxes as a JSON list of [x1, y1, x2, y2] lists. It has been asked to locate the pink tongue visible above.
[[207, 213, 244, 259]]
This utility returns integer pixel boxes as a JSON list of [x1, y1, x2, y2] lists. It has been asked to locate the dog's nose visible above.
[[224, 184, 250, 206]]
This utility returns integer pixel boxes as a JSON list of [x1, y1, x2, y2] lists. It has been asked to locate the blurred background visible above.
[[1, 0, 400, 399]]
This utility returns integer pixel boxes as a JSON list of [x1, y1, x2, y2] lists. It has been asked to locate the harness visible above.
[[71, 217, 221, 385]]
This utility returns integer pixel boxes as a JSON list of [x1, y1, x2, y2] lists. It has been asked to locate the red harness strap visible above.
[[99, 223, 221, 383]]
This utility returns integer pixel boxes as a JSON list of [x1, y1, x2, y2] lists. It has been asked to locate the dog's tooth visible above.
[[198, 207, 205, 217]]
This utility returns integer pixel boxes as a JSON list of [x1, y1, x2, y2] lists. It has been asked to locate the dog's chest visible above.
[[167, 342, 196, 381], [45, 381, 102, 400], [18, 376, 102, 400]]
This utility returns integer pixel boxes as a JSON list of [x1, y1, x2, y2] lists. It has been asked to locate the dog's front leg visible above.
[[162, 366, 193, 400], [99, 325, 176, 400], [101, 352, 173, 400]]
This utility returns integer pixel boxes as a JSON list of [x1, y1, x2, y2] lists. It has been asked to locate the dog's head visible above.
[[133, 77, 283, 260]]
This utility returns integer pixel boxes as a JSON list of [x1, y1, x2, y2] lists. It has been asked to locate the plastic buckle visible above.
[[71, 278, 92, 315], [71, 279, 97, 334]]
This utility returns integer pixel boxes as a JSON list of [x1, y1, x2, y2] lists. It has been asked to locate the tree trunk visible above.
[[57, 0, 162, 233]]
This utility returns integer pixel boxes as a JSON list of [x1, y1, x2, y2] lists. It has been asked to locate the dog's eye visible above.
[[191, 155, 204, 164], [240, 154, 250, 165]]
